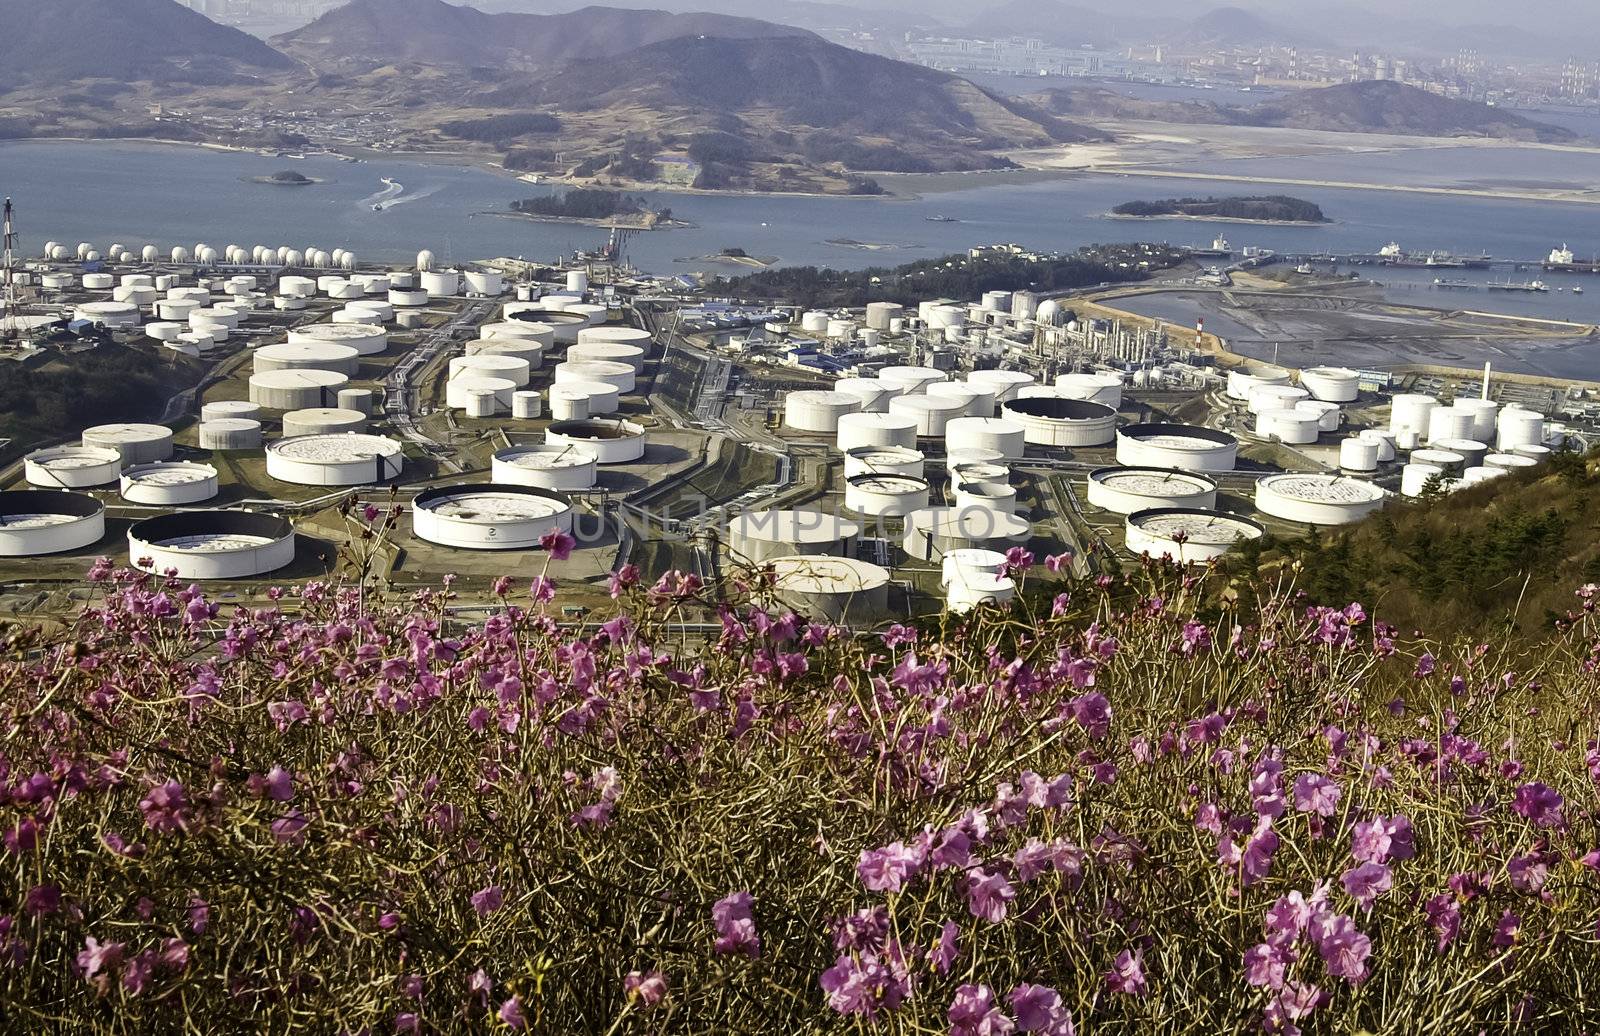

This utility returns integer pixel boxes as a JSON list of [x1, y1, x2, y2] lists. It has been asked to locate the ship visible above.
[[1486, 279, 1549, 293], [1431, 278, 1476, 290], [1543, 243, 1600, 273], [1188, 236, 1233, 259], [1374, 241, 1491, 268], [925, 215, 961, 223]]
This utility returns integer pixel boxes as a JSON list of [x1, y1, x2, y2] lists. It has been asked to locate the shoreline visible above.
[[1096, 167, 1600, 207], [474, 209, 695, 231]]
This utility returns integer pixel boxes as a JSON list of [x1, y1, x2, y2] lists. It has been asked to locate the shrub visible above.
[[1, 544, 1596, 1032]]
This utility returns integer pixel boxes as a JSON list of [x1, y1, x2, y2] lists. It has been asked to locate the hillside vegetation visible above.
[[712, 244, 1184, 308], [0, 525, 1595, 1031], [1113, 195, 1328, 222], [1227, 447, 1600, 633]]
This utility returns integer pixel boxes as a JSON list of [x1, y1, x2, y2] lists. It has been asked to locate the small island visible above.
[[1110, 195, 1329, 225], [502, 189, 684, 229], [249, 169, 323, 186]]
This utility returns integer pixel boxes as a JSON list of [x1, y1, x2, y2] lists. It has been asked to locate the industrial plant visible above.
[[0, 215, 1582, 623]]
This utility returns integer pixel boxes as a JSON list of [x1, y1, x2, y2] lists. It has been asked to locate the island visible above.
[[1111, 196, 1329, 225], [249, 169, 322, 186], [502, 189, 684, 229]]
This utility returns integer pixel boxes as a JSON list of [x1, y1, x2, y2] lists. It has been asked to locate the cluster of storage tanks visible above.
[[1382, 392, 1554, 495]]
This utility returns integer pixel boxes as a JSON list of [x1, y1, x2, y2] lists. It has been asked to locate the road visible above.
[[384, 299, 496, 473]]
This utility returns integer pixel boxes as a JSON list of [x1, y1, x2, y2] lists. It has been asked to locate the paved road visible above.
[[384, 299, 496, 473]]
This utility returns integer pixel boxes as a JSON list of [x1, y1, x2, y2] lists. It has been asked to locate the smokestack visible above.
[[1482, 361, 1491, 400]]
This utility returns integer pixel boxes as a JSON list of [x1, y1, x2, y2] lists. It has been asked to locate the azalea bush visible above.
[[1, 547, 1598, 1033]]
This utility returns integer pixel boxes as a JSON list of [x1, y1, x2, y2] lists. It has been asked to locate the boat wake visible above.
[[381, 184, 443, 209], [358, 178, 405, 209]]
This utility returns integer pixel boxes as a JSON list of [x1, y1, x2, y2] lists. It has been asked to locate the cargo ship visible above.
[[1543, 244, 1600, 273]]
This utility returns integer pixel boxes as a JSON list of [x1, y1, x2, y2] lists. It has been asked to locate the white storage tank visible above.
[[1248, 384, 1310, 415], [389, 288, 430, 308], [865, 302, 903, 331], [481, 320, 557, 349], [548, 387, 591, 421], [554, 359, 635, 395], [1389, 394, 1438, 437], [1412, 447, 1466, 474], [1115, 424, 1238, 472], [967, 369, 1035, 403], [1484, 453, 1539, 472], [199, 419, 263, 451], [1359, 429, 1397, 462], [1299, 367, 1360, 403], [127, 511, 295, 580], [450, 354, 532, 388], [946, 569, 1016, 614], [1125, 508, 1264, 564], [420, 269, 461, 298], [1054, 372, 1123, 408], [545, 420, 647, 465], [926, 381, 992, 417], [833, 378, 898, 413], [1001, 397, 1116, 447], [75, 301, 139, 327], [338, 301, 394, 324], [889, 394, 968, 438], [568, 341, 646, 373], [565, 270, 589, 293], [266, 434, 404, 486], [0, 491, 106, 557], [728, 510, 861, 563], [463, 269, 504, 296], [1511, 444, 1552, 462], [337, 388, 374, 416], [249, 369, 350, 410], [463, 391, 498, 418], [1255, 474, 1386, 525], [1454, 398, 1500, 442], [768, 556, 890, 624], [82, 273, 115, 291], [800, 311, 830, 334], [1227, 367, 1291, 402], [1427, 405, 1476, 444], [82, 424, 173, 466], [945, 417, 1025, 461], [845, 473, 930, 517], [492, 444, 599, 491], [879, 366, 947, 395], [1086, 467, 1218, 514], [577, 325, 652, 352], [512, 391, 542, 419], [288, 322, 387, 356], [951, 461, 1011, 491], [282, 408, 368, 437], [1339, 437, 1381, 472], [253, 342, 361, 376], [1255, 408, 1320, 445], [24, 446, 124, 489], [156, 298, 201, 321], [1430, 438, 1488, 470], [446, 376, 517, 412], [843, 446, 926, 479], [1401, 462, 1447, 497], [1296, 400, 1342, 432], [1496, 408, 1545, 451], [412, 485, 573, 550], [201, 400, 262, 422], [785, 391, 862, 434], [119, 462, 220, 505], [903, 507, 1029, 561], [468, 338, 545, 372], [837, 412, 919, 452], [954, 480, 1017, 515]]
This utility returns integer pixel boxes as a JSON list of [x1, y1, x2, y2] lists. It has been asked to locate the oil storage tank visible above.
[[1086, 467, 1217, 514], [253, 342, 361, 376], [0, 491, 106, 556], [889, 394, 968, 438], [250, 370, 348, 410], [902, 507, 1028, 561], [127, 511, 295, 580], [785, 391, 862, 434], [451, 354, 532, 387], [837, 412, 918, 452], [1115, 424, 1237, 472], [82, 424, 174, 466], [845, 474, 930, 517], [1001, 397, 1116, 447], [1299, 367, 1360, 402], [411, 485, 574, 550], [199, 419, 263, 451], [1125, 508, 1263, 564], [844, 446, 925, 479], [545, 420, 646, 465], [1254, 474, 1386, 526], [728, 510, 861, 563], [266, 434, 403, 486], [769, 556, 891, 624], [492, 444, 599, 491], [25, 447, 123, 489], [945, 417, 1025, 461], [119, 462, 220, 505]]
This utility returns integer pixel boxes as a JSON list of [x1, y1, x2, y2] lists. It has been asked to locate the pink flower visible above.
[[1492, 910, 1521, 948], [1244, 942, 1291, 990], [471, 885, 504, 917], [271, 809, 307, 846], [1340, 862, 1393, 909], [1009, 983, 1073, 1034], [965, 869, 1016, 923], [820, 948, 912, 1019], [264, 766, 294, 802], [1424, 894, 1461, 949], [932, 921, 960, 976], [857, 841, 925, 894], [949, 983, 1016, 1036], [540, 529, 576, 560], [1511, 782, 1565, 828], [712, 891, 760, 957], [1104, 948, 1147, 996], [498, 996, 528, 1029], [1310, 913, 1371, 983], [623, 969, 667, 1008], [76, 935, 126, 984], [1292, 773, 1341, 818]]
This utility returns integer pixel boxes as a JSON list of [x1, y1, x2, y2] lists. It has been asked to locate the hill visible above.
[[1184, 5, 1298, 45], [0, 0, 292, 82], [274, 0, 816, 71], [1031, 80, 1575, 144], [465, 33, 1101, 186]]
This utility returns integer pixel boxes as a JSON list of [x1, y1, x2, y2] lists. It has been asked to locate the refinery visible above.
[[0, 215, 1588, 622]]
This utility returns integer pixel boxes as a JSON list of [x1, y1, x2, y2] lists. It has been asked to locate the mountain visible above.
[[1032, 80, 1575, 144], [964, 1, 1174, 49], [1253, 81, 1576, 142], [275, 0, 815, 71], [0, 0, 293, 82], [471, 33, 1100, 179], [1183, 6, 1297, 45]]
